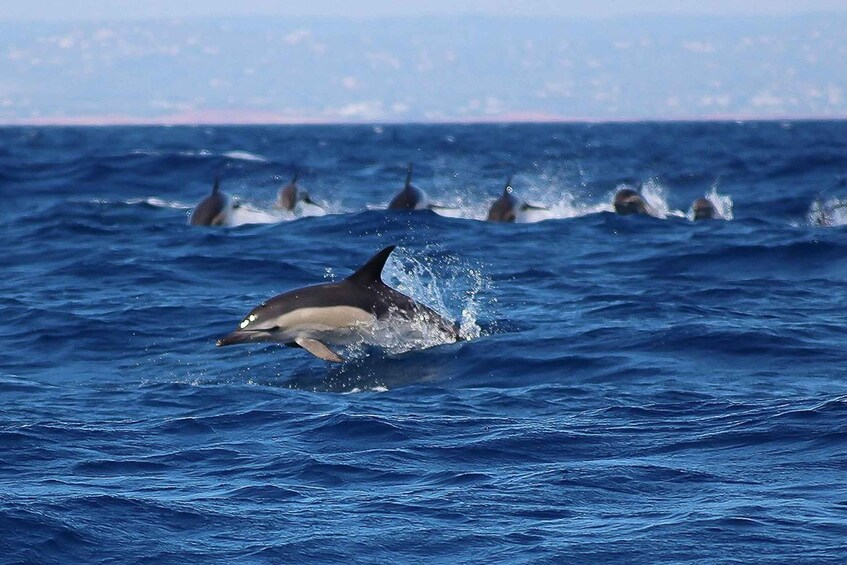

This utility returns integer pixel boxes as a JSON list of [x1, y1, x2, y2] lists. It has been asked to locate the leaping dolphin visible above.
[[216, 246, 461, 362], [190, 177, 235, 226], [486, 177, 548, 222]]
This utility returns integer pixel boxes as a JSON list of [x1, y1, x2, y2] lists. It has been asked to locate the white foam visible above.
[[637, 179, 686, 219], [226, 202, 287, 226], [127, 197, 193, 210], [808, 196, 847, 226], [221, 150, 268, 162], [382, 248, 488, 342]]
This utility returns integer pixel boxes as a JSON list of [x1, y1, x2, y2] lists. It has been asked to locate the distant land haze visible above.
[[1, 14, 846, 124]]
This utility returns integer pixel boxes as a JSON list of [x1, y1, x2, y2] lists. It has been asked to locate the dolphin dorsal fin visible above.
[[347, 245, 396, 286], [503, 176, 513, 195], [405, 164, 413, 189], [291, 172, 299, 185], [212, 176, 221, 194]]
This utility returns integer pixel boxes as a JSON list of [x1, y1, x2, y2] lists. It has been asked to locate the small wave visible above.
[[131, 148, 268, 162], [125, 197, 193, 210], [221, 150, 268, 162]]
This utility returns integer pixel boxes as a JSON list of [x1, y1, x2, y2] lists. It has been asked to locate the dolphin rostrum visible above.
[[216, 246, 461, 362]]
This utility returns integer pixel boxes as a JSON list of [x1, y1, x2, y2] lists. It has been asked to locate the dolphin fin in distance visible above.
[[347, 245, 396, 286], [295, 336, 344, 362], [212, 176, 221, 194], [405, 164, 413, 188]]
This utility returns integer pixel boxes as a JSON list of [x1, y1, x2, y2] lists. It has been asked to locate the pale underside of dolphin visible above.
[[216, 246, 461, 362]]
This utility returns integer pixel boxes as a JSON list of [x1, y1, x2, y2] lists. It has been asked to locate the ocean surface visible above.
[[2, 122, 847, 563]]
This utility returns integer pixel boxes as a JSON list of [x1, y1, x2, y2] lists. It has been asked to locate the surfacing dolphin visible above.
[[691, 197, 717, 221], [613, 187, 654, 217], [190, 177, 235, 226], [278, 173, 319, 212], [486, 176, 548, 222], [387, 164, 454, 212], [216, 246, 461, 362], [388, 164, 429, 210]]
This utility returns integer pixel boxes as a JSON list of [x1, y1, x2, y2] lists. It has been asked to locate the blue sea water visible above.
[[1, 121, 847, 563]]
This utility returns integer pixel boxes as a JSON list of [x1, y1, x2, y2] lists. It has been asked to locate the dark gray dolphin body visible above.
[[278, 174, 318, 211], [613, 188, 652, 216], [691, 197, 717, 221], [388, 165, 429, 210], [486, 177, 547, 222], [190, 177, 230, 226], [216, 246, 461, 362]]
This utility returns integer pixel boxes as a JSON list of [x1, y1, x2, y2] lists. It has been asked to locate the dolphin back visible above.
[[190, 190, 227, 226], [279, 183, 298, 210], [388, 185, 425, 209], [488, 194, 518, 222]]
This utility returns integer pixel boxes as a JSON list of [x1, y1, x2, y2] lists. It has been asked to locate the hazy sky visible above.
[[3, 0, 847, 21]]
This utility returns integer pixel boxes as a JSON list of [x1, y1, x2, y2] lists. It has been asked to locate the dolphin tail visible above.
[[347, 245, 396, 286]]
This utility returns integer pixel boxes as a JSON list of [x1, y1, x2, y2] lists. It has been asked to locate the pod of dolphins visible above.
[[193, 165, 832, 363], [190, 165, 723, 228]]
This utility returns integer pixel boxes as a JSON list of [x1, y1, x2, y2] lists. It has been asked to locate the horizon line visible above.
[[3, 112, 847, 127]]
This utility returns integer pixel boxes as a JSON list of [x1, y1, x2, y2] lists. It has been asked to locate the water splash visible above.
[[382, 246, 488, 342], [687, 185, 734, 221], [807, 196, 847, 227], [638, 179, 686, 219]]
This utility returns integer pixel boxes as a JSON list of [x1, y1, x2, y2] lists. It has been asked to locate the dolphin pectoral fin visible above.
[[521, 202, 549, 212], [427, 203, 458, 211], [295, 336, 344, 363]]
